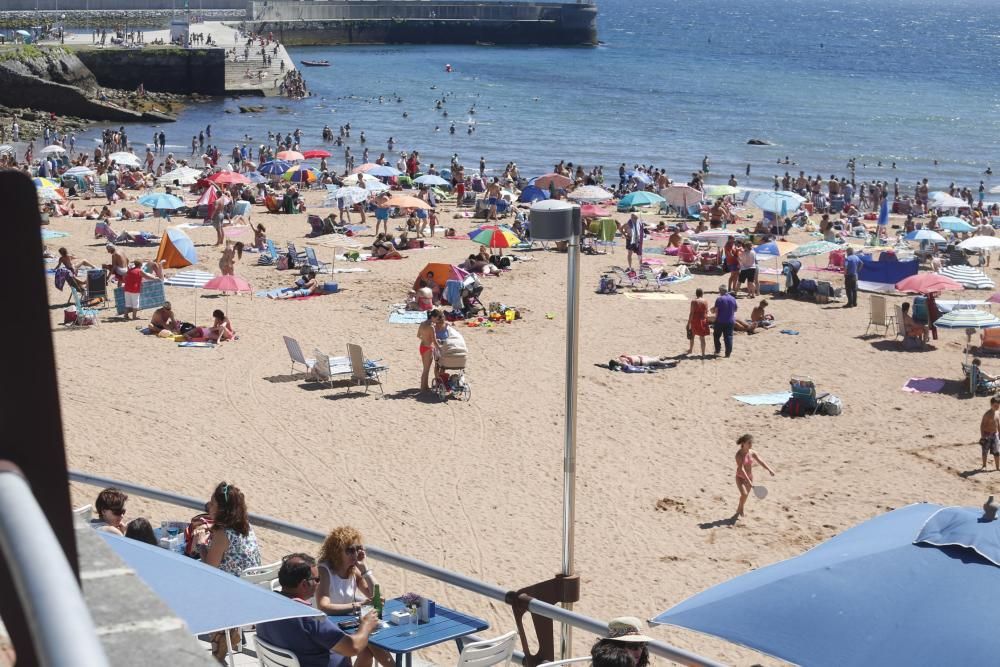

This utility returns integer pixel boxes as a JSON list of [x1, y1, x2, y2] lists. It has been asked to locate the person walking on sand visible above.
[[734, 433, 775, 519], [711, 286, 738, 358], [980, 396, 1000, 472], [686, 288, 710, 357], [624, 213, 644, 270], [417, 309, 440, 392]]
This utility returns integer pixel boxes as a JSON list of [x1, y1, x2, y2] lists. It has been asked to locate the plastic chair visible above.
[[347, 343, 386, 395], [539, 659, 591, 667], [282, 336, 316, 375], [865, 295, 894, 336], [254, 634, 301, 667], [242, 561, 282, 591], [455, 631, 517, 667]]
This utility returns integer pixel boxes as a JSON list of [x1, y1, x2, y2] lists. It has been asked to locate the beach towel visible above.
[[365, 255, 406, 261], [389, 309, 430, 324], [780, 329, 799, 335], [335, 252, 372, 261], [178, 341, 215, 348], [163, 270, 214, 289], [41, 229, 70, 240], [733, 392, 793, 405], [254, 287, 333, 300], [902, 378, 948, 394], [623, 292, 688, 301]]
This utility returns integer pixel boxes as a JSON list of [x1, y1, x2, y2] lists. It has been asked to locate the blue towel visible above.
[[444, 279, 463, 308], [733, 392, 792, 405], [389, 310, 430, 324]]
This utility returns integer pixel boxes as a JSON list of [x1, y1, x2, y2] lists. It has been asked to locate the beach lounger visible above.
[[865, 294, 894, 336], [347, 343, 387, 394], [283, 336, 316, 375], [304, 246, 330, 273]]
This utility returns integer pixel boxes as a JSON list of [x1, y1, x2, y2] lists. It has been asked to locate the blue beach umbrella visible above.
[[905, 229, 946, 242], [258, 160, 292, 176], [937, 216, 974, 233], [518, 185, 549, 203], [138, 193, 185, 210], [366, 164, 401, 177], [651, 503, 1000, 667], [617, 191, 665, 208], [752, 190, 805, 214], [245, 171, 267, 184], [99, 532, 321, 635], [413, 174, 449, 187]]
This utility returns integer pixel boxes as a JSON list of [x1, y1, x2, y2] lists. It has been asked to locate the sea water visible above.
[[81, 0, 1000, 192]]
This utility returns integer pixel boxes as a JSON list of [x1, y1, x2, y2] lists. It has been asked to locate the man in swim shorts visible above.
[[103, 243, 129, 285], [486, 178, 501, 221], [417, 309, 441, 392], [374, 193, 390, 236], [980, 396, 1000, 471]]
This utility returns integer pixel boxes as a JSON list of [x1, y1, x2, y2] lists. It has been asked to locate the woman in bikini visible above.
[[686, 288, 710, 357], [734, 433, 775, 520], [417, 310, 441, 391]]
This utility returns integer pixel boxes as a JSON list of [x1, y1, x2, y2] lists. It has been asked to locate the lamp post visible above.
[[528, 199, 581, 658]]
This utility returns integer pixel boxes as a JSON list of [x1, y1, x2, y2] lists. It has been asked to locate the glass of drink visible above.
[[360, 603, 374, 619]]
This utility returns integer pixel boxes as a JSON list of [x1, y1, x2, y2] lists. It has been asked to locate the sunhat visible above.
[[606, 617, 653, 643]]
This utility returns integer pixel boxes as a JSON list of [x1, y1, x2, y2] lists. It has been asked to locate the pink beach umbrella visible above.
[[199, 274, 253, 315], [580, 204, 612, 218]]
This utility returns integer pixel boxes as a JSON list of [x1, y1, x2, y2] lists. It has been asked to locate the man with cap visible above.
[[712, 285, 738, 358], [590, 617, 651, 667]]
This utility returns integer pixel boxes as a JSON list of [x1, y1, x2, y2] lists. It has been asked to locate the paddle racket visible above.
[[753, 485, 769, 500]]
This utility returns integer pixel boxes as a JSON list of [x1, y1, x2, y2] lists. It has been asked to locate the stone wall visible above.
[[0, 0, 247, 10], [75, 46, 226, 96]]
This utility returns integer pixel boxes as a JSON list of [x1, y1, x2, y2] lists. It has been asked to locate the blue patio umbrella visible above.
[[518, 185, 549, 203], [258, 160, 292, 176], [99, 533, 321, 635], [366, 164, 401, 177], [245, 171, 268, 184], [938, 216, 974, 233], [138, 193, 185, 210], [413, 174, 450, 187], [618, 191, 665, 208], [651, 503, 1000, 667], [752, 190, 804, 214], [905, 229, 947, 242]]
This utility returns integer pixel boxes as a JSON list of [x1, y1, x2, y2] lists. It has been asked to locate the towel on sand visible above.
[[733, 392, 792, 405], [389, 309, 430, 324]]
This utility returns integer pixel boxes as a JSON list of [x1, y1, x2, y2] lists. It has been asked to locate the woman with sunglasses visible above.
[[315, 526, 394, 667], [93, 487, 129, 536]]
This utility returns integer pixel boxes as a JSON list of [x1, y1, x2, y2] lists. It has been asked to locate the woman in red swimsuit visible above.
[[735, 433, 775, 520], [686, 288, 710, 357]]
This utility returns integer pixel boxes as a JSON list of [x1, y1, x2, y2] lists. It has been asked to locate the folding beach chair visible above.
[[786, 376, 829, 416], [282, 336, 316, 375], [304, 246, 330, 273], [893, 304, 927, 350], [286, 242, 307, 266], [864, 294, 894, 336], [306, 214, 326, 237], [962, 362, 1000, 396], [69, 288, 99, 326], [86, 269, 109, 308], [347, 343, 387, 394]]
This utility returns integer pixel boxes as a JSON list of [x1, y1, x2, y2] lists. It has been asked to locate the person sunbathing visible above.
[[372, 234, 402, 259], [149, 302, 179, 334], [270, 271, 322, 299], [667, 230, 683, 248], [184, 309, 236, 343], [657, 265, 690, 280]]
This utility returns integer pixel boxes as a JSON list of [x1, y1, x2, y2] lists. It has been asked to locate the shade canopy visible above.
[[752, 190, 805, 214], [366, 165, 401, 177], [202, 274, 252, 293], [959, 236, 1000, 251], [414, 263, 469, 291], [158, 166, 202, 185], [138, 193, 185, 210], [532, 173, 573, 190], [413, 174, 449, 186], [468, 225, 521, 248], [618, 191, 665, 208], [787, 240, 841, 258], [704, 184, 740, 198], [302, 149, 331, 159], [40, 144, 66, 155], [937, 216, 974, 232], [905, 229, 947, 242], [207, 171, 251, 186], [755, 240, 798, 257], [651, 503, 1000, 667], [156, 228, 197, 268], [282, 165, 317, 183], [324, 186, 371, 206], [258, 160, 292, 176], [385, 194, 431, 210], [276, 150, 304, 162], [108, 152, 141, 167], [99, 533, 321, 636], [518, 185, 549, 203]]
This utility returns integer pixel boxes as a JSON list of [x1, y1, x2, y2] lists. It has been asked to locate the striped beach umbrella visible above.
[[258, 160, 292, 176], [788, 240, 842, 258], [934, 309, 1000, 330], [283, 165, 318, 184], [938, 265, 995, 290], [904, 230, 946, 242]]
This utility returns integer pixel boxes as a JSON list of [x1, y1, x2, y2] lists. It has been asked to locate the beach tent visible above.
[[857, 256, 918, 293], [155, 227, 197, 269], [518, 185, 548, 203]]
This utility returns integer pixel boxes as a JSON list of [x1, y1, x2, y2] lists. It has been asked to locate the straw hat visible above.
[[606, 617, 653, 643]]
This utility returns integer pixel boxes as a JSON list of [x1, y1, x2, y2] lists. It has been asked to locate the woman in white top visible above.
[[316, 526, 395, 667]]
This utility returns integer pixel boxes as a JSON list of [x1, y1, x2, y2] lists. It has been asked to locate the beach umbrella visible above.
[[579, 204, 612, 218], [158, 166, 203, 185], [202, 273, 253, 311], [414, 263, 469, 291], [626, 170, 652, 185], [258, 160, 292, 176], [282, 165, 317, 184], [36, 187, 63, 202], [302, 149, 331, 159], [704, 184, 740, 198], [691, 230, 745, 244], [276, 150, 304, 162], [138, 193, 185, 210], [755, 240, 798, 257], [366, 164, 401, 177], [0, 145, 14, 155], [934, 309, 1000, 329], [532, 173, 573, 190], [895, 273, 964, 294], [15, 30, 30, 37], [930, 194, 970, 209], [413, 174, 449, 187], [350, 163, 380, 174], [752, 190, 805, 214], [156, 227, 197, 268], [518, 185, 549, 203], [904, 229, 946, 242], [937, 216, 974, 233], [938, 265, 995, 290], [245, 171, 267, 184], [650, 503, 1000, 667], [958, 236, 1000, 251], [108, 152, 141, 167], [567, 185, 613, 203], [63, 166, 95, 177], [98, 532, 321, 636], [40, 144, 66, 155], [324, 186, 370, 206], [659, 185, 704, 208], [33, 177, 59, 189], [468, 225, 521, 248], [196, 186, 219, 208], [618, 191, 665, 208], [788, 240, 841, 258], [385, 194, 431, 210], [207, 171, 251, 186]]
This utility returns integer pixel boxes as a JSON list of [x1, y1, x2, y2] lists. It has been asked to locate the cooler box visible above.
[[322, 282, 339, 293], [759, 281, 780, 294]]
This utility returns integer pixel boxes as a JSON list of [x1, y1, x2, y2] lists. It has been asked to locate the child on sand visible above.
[[734, 434, 775, 520]]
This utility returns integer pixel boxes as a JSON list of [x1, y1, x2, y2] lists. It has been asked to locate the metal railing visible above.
[[68, 469, 724, 667], [0, 465, 110, 667]]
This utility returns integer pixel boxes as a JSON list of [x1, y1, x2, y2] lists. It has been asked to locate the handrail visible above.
[[68, 470, 725, 667], [0, 465, 110, 667]]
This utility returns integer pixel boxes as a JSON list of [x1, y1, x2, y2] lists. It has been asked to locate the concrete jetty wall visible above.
[[247, 0, 597, 46], [74, 46, 227, 95], [0, 0, 246, 10]]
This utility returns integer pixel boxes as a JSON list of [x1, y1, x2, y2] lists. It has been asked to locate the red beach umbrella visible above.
[[302, 150, 332, 159], [207, 171, 251, 186]]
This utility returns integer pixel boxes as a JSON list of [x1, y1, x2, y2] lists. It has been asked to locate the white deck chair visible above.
[[455, 631, 517, 667], [347, 343, 386, 394], [254, 635, 301, 667], [72, 504, 92, 521], [242, 561, 282, 590], [865, 295, 894, 336], [310, 349, 333, 387], [283, 336, 315, 375]]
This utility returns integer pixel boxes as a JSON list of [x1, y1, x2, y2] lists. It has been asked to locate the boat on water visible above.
[[300, 60, 331, 67]]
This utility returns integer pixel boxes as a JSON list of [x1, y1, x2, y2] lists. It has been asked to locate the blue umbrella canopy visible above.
[[138, 193, 185, 210], [245, 171, 268, 184], [905, 229, 947, 242], [366, 164, 400, 177], [651, 503, 1000, 667], [413, 174, 449, 186], [937, 216, 974, 232], [518, 185, 549, 203], [618, 191, 665, 208], [258, 160, 292, 176], [99, 533, 321, 635]]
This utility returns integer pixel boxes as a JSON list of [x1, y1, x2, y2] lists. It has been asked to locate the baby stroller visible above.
[[782, 259, 802, 295], [432, 325, 471, 401]]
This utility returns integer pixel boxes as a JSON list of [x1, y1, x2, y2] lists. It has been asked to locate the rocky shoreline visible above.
[[0, 9, 244, 30]]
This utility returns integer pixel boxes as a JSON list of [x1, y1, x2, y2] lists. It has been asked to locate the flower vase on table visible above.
[[400, 593, 422, 636]]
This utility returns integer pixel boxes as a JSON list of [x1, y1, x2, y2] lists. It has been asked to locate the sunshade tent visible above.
[[518, 185, 548, 203], [99, 533, 321, 636], [156, 228, 198, 268], [618, 191, 665, 208], [650, 503, 1000, 667], [414, 263, 469, 291], [938, 265, 995, 290], [567, 185, 613, 203], [659, 185, 704, 208]]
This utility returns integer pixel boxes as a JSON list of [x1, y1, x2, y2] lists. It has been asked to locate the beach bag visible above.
[[798, 279, 818, 294], [820, 395, 843, 416], [183, 512, 213, 559], [276, 253, 290, 270], [781, 397, 808, 418]]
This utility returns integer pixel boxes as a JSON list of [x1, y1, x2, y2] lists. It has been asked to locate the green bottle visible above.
[[373, 584, 383, 620]]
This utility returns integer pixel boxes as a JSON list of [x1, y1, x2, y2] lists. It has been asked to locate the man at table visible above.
[[257, 554, 379, 667]]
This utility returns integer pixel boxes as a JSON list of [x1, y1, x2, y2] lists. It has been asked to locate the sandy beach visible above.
[[51, 189, 997, 665]]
